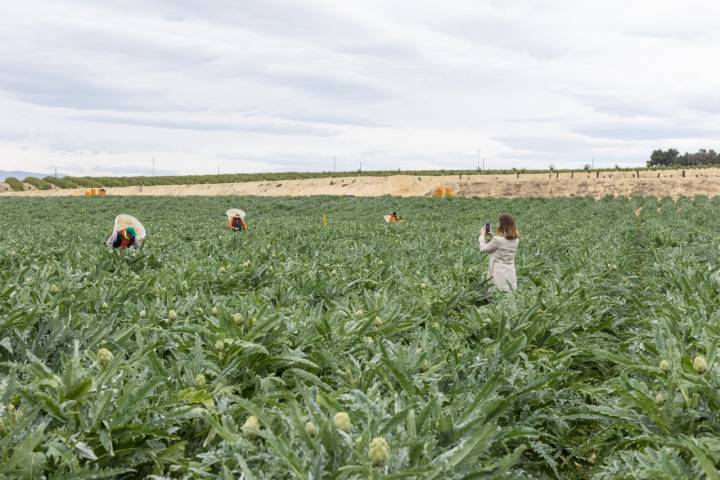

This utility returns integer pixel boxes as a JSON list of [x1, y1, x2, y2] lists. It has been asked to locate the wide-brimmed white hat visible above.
[[383, 214, 392, 223], [226, 208, 246, 220], [113, 214, 146, 239]]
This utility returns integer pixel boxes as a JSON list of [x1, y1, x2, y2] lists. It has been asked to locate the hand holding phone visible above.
[[484, 223, 491, 234]]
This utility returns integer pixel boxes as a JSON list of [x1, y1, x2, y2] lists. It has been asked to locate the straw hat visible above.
[[384, 214, 392, 223], [113, 214, 146, 239], [226, 208, 246, 220]]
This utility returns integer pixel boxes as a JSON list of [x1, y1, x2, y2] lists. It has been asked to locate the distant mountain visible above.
[[0, 170, 64, 181]]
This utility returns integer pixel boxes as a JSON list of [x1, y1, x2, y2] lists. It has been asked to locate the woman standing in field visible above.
[[479, 214, 519, 292]]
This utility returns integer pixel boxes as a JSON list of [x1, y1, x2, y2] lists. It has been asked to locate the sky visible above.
[[1, 0, 720, 176]]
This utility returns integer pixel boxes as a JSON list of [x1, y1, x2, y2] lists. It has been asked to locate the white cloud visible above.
[[0, 0, 719, 175]]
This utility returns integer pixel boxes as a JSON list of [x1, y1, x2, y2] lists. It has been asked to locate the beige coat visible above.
[[478, 234, 518, 292]]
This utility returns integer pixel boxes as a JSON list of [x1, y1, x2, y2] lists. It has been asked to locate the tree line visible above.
[[1, 168, 625, 191], [647, 148, 720, 167], [3, 156, 718, 192]]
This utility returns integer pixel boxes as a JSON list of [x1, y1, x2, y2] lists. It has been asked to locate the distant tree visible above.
[[689, 148, 719, 165], [583, 164, 591, 171], [4, 177, 24, 191], [648, 148, 720, 167], [44, 176, 77, 188], [648, 148, 679, 167], [24, 176, 52, 190]]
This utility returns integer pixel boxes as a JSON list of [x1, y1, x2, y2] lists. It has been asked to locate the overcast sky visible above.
[[1, 0, 719, 176]]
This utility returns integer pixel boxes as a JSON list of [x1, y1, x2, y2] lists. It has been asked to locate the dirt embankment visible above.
[[3, 168, 720, 198]]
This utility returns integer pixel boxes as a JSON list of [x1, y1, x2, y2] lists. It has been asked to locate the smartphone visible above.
[[484, 223, 491, 233]]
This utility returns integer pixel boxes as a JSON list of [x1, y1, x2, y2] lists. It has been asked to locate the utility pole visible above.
[[54, 167, 57, 178], [333, 156, 336, 172], [477, 150, 480, 170], [152, 158, 156, 176], [592, 156, 595, 170], [217, 165, 220, 175], [359, 160, 362, 172]]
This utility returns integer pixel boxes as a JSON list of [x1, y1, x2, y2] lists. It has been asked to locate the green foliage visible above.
[[4, 177, 24, 191], [0, 196, 719, 478], [44, 176, 78, 189], [23, 177, 52, 190], [648, 148, 720, 167], [649, 148, 680, 167]]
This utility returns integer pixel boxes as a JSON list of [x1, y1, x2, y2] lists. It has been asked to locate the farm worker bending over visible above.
[[230, 215, 247, 231], [227, 209, 248, 231], [106, 226, 142, 250], [478, 214, 519, 292], [384, 212, 402, 223], [106, 214, 146, 250]]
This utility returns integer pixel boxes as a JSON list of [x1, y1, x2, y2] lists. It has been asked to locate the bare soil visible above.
[[3, 168, 720, 198]]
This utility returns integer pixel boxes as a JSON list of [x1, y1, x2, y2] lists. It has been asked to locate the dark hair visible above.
[[496, 214, 519, 240]]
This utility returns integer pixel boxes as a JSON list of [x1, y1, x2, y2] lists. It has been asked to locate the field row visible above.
[[1, 164, 709, 191], [0, 196, 718, 478]]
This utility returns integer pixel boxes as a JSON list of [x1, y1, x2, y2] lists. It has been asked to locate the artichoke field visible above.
[[0, 195, 719, 479]]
